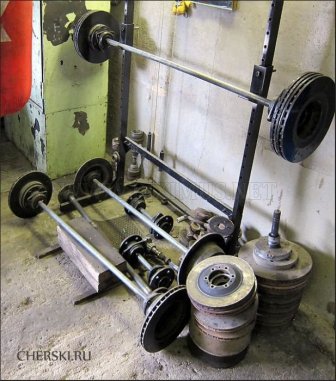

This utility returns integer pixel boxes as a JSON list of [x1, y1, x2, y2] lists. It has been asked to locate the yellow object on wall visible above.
[[172, 1, 192, 16]]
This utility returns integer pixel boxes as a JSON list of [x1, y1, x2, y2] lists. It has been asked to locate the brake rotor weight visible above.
[[269, 72, 319, 157], [74, 158, 113, 196], [205, 216, 235, 241], [73, 11, 120, 63], [58, 184, 75, 204], [8, 171, 53, 218], [186, 255, 258, 368], [238, 238, 312, 327], [177, 233, 227, 285], [270, 72, 335, 162], [140, 285, 191, 352], [151, 213, 174, 239]]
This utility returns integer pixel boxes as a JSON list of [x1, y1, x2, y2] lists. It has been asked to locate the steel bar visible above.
[[106, 38, 271, 109], [228, 0, 284, 254], [93, 179, 188, 254], [137, 255, 153, 272], [68, 195, 97, 227], [126, 263, 152, 294], [125, 137, 233, 217], [38, 201, 147, 299]]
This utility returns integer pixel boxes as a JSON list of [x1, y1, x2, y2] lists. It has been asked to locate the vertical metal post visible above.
[[227, 0, 284, 254], [115, 0, 135, 194]]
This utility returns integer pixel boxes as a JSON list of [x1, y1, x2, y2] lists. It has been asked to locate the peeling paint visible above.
[[43, 1, 87, 46], [31, 118, 40, 139], [72, 111, 89, 136]]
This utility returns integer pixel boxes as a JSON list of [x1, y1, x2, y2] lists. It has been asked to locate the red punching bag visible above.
[[0, 0, 33, 117]]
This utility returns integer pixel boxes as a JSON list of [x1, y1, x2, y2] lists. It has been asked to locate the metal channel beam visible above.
[[115, 0, 135, 194], [227, 0, 284, 254]]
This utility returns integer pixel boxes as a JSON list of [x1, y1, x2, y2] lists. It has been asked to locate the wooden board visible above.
[[57, 217, 126, 292]]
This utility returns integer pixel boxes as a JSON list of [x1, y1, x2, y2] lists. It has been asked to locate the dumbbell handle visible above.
[[94, 179, 187, 254]]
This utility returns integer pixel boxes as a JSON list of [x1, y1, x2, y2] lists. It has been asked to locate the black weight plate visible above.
[[270, 72, 321, 156], [279, 75, 335, 162], [140, 286, 190, 352], [74, 10, 120, 64], [125, 192, 146, 215], [274, 73, 322, 157], [74, 158, 113, 196], [8, 171, 52, 218], [152, 215, 174, 239], [58, 184, 75, 204], [270, 72, 318, 155]]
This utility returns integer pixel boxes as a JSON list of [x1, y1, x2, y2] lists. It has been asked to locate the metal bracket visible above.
[[250, 65, 274, 96]]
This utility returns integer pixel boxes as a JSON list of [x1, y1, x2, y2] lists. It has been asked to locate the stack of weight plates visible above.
[[238, 237, 312, 327], [186, 255, 258, 368]]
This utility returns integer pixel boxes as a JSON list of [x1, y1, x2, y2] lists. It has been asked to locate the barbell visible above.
[[72, 10, 335, 163]]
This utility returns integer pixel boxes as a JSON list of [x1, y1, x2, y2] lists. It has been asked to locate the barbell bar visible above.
[[73, 10, 335, 163]]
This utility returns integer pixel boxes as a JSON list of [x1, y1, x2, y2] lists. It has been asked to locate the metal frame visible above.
[[114, 0, 284, 253]]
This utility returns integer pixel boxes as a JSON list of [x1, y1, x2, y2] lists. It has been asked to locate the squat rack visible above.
[[114, 0, 284, 254]]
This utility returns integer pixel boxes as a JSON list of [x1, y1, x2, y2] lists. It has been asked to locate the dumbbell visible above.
[[119, 235, 175, 290]]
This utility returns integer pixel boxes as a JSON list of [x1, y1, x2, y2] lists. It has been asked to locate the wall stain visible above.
[[31, 118, 40, 139], [40, 138, 46, 156], [327, 301, 335, 316], [73, 111, 89, 136], [318, 178, 324, 189], [277, 189, 283, 209], [43, 1, 87, 46]]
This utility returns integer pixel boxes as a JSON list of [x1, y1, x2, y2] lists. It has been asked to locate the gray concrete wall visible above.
[[125, 0, 335, 325]]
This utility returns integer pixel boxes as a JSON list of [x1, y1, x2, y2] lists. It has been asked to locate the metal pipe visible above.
[[93, 179, 188, 254], [68, 195, 97, 228], [106, 38, 271, 109], [126, 263, 151, 294], [125, 137, 233, 217], [140, 208, 153, 221], [137, 255, 153, 272], [38, 201, 147, 299]]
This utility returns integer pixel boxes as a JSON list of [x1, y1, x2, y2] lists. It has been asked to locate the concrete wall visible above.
[[125, 1, 335, 324]]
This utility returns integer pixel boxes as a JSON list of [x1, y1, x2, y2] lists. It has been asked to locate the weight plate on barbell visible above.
[[73, 10, 120, 64], [8, 171, 53, 218], [140, 285, 190, 352], [270, 72, 320, 156], [74, 158, 114, 196], [58, 184, 75, 204], [272, 72, 322, 158], [271, 73, 335, 162]]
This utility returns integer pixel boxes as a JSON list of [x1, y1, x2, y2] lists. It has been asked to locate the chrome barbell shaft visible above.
[[106, 38, 272, 109], [38, 201, 147, 299], [93, 179, 188, 254]]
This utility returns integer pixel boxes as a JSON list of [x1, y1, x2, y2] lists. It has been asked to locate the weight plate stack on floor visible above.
[[238, 238, 312, 328], [186, 255, 258, 368]]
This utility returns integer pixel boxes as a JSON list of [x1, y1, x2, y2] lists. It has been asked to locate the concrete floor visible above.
[[1, 130, 335, 380]]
